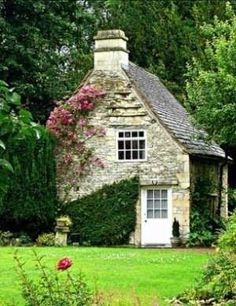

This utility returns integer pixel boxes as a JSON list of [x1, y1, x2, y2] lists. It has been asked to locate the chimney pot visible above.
[[94, 29, 129, 70]]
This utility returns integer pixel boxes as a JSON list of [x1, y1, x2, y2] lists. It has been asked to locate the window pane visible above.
[[125, 151, 131, 159], [139, 150, 145, 159], [125, 140, 131, 149], [147, 210, 153, 218], [161, 210, 168, 218], [139, 140, 145, 149], [132, 140, 138, 149], [118, 151, 124, 160], [147, 200, 153, 209], [118, 140, 124, 150], [154, 200, 160, 209], [161, 200, 167, 209], [125, 131, 130, 137], [132, 131, 138, 137], [147, 190, 153, 199], [118, 132, 124, 138], [161, 190, 167, 199], [139, 131, 144, 137], [154, 190, 160, 199], [154, 210, 161, 218], [132, 150, 138, 159]]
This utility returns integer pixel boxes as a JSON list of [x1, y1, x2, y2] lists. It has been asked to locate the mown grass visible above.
[[0, 247, 213, 305]]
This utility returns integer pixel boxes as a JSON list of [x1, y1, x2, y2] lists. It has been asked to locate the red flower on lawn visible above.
[[57, 257, 72, 270]]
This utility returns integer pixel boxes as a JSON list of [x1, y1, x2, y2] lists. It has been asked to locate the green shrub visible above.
[[172, 213, 236, 305], [0, 131, 57, 239], [14, 250, 92, 306], [172, 253, 236, 305], [36, 233, 55, 246], [17, 232, 33, 245], [172, 218, 180, 238], [218, 212, 236, 253], [64, 177, 139, 246], [199, 254, 236, 301]]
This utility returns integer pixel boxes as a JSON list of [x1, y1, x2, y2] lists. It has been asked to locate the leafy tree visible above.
[[0, 0, 96, 122], [185, 3, 236, 148], [1, 0, 235, 122], [103, 0, 235, 101], [185, 3, 236, 212]]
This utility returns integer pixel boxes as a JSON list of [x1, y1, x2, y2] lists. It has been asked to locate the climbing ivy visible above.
[[64, 177, 139, 246], [188, 177, 224, 246]]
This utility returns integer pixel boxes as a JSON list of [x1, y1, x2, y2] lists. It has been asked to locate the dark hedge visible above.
[[0, 131, 57, 239], [65, 177, 139, 246]]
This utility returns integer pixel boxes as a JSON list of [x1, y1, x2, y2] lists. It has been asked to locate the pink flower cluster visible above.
[[68, 85, 105, 112], [85, 127, 106, 138], [78, 117, 88, 127], [47, 106, 74, 136], [80, 85, 106, 99], [46, 85, 105, 137], [69, 97, 94, 111], [46, 84, 106, 194]]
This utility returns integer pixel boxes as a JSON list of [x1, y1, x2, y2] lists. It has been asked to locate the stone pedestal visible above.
[[55, 225, 70, 246]]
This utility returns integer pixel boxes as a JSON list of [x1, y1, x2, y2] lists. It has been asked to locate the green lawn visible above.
[[0, 247, 213, 305]]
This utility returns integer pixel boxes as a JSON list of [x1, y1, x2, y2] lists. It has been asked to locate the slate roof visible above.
[[123, 62, 225, 159]]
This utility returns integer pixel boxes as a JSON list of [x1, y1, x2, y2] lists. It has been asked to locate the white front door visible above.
[[141, 188, 172, 246]]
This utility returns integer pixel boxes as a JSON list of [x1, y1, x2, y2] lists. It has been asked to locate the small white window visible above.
[[117, 130, 146, 161]]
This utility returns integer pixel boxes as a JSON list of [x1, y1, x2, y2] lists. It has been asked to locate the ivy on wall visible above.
[[0, 131, 57, 239], [189, 177, 224, 246], [64, 177, 139, 246]]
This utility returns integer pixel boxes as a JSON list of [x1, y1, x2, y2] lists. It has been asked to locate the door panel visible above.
[[141, 188, 172, 245]]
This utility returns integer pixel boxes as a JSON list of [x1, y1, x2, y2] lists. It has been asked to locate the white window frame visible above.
[[116, 130, 147, 162]]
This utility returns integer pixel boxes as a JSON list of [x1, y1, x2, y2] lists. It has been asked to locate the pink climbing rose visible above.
[[46, 84, 106, 202]]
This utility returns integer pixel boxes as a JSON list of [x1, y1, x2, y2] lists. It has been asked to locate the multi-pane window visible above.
[[117, 130, 146, 161], [146, 189, 168, 219]]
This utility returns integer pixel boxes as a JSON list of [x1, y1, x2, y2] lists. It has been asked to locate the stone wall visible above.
[[60, 68, 191, 245]]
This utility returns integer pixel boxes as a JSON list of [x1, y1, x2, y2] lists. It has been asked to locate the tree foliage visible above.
[[0, 81, 57, 238], [185, 3, 236, 147], [0, 0, 96, 122], [103, 0, 235, 100], [2, 0, 235, 122]]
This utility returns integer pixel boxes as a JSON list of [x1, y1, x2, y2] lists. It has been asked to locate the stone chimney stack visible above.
[[94, 29, 129, 70]]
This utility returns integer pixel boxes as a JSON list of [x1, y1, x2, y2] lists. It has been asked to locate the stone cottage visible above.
[[61, 30, 228, 246]]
